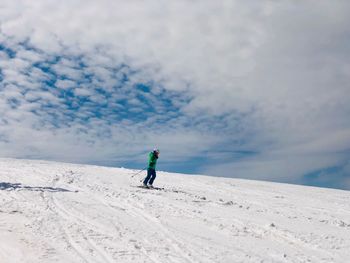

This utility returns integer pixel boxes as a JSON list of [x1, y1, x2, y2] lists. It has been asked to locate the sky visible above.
[[0, 1, 349, 190]]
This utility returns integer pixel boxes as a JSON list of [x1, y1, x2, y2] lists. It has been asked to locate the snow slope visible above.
[[0, 159, 349, 263]]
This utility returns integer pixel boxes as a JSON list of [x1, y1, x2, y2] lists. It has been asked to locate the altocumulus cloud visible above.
[[0, 0, 350, 189]]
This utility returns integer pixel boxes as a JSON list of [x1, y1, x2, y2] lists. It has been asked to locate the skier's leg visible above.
[[143, 168, 152, 185], [149, 169, 156, 185]]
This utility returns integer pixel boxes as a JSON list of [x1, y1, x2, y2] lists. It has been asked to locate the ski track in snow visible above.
[[0, 159, 350, 262]]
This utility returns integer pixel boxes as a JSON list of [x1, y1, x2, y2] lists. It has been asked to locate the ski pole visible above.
[[130, 167, 147, 178]]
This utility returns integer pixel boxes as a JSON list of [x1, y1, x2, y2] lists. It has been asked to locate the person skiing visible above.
[[143, 149, 160, 188]]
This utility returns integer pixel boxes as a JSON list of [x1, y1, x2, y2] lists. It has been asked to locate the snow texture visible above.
[[0, 158, 349, 263]]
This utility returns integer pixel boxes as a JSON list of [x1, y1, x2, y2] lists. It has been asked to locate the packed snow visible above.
[[0, 158, 349, 263]]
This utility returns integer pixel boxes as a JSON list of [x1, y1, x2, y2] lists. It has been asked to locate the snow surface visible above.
[[0, 158, 350, 263]]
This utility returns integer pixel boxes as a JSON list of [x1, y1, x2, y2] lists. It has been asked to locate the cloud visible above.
[[0, 0, 349, 188]]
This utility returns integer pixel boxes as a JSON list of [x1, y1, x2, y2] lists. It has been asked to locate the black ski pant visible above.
[[143, 168, 156, 185]]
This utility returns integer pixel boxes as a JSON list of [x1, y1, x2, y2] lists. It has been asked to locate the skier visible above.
[[143, 149, 160, 188]]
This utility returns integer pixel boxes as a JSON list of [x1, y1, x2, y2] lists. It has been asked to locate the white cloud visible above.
[[52, 64, 83, 81], [55, 79, 76, 90], [74, 87, 92, 97]]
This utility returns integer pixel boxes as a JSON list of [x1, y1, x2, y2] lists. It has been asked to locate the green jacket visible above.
[[148, 151, 158, 169]]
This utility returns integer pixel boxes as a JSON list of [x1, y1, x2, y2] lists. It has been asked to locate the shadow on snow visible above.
[[0, 182, 74, 193]]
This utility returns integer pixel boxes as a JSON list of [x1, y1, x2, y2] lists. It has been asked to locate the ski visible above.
[[135, 185, 165, 191]]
